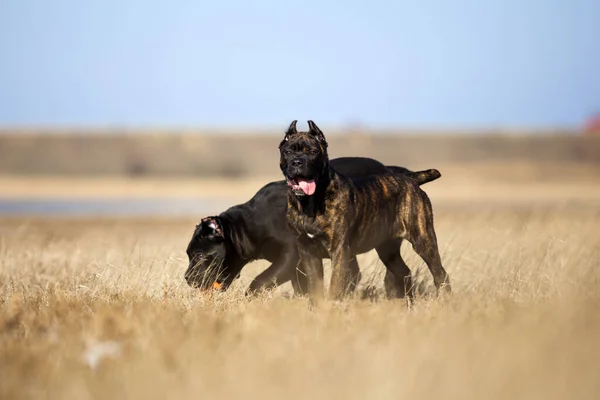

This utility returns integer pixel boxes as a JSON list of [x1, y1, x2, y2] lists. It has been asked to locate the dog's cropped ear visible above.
[[286, 120, 298, 136], [279, 120, 298, 148], [200, 216, 224, 239], [307, 120, 328, 148]]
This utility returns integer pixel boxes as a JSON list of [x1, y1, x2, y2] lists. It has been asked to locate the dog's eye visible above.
[[284, 150, 292, 155], [309, 149, 319, 155]]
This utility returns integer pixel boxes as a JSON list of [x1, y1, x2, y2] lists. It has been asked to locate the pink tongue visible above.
[[298, 180, 316, 195]]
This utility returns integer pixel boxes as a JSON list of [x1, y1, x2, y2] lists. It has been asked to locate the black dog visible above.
[[279, 120, 451, 301], [185, 157, 441, 297]]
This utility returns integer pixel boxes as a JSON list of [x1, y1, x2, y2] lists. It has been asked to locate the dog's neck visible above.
[[288, 165, 334, 219], [217, 212, 255, 262]]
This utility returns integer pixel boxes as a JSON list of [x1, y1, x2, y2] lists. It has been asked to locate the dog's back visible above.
[[334, 170, 434, 253]]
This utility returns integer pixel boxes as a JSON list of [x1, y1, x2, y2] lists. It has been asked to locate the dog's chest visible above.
[[289, 212, 326, 241], [298, 218, 323, 239]]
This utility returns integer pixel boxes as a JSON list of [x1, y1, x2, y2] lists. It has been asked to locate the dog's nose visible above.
[[291, 158, 304, 168], [184, 268, 196, 282]]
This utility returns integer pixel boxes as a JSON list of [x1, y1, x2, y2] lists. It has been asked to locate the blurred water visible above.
[[1, 197, 598, 218], [0, 198, 235, 217], [0, 192, 600, 217]]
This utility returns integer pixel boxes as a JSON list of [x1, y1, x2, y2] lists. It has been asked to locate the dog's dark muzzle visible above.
[[286, 157, 308, 177], [184, 266, 209, 289], [185, 269, 227, 291], [290, 158, 304, 168], [283, 156, 320, 196], [184, 254, 226, 291]]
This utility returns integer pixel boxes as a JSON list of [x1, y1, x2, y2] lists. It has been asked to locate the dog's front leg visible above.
[[297, 238, 324, 302], [329, 239, 352, 300], [246, 248, 299, 296]]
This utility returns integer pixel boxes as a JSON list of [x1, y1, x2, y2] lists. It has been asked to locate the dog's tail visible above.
[[385, 166, 442, 186]]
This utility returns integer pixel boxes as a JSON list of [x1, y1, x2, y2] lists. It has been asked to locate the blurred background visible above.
[[1, 0, 599, 217]]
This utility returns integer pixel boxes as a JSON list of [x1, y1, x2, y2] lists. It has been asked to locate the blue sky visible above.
[[1, 0, 599, 129]]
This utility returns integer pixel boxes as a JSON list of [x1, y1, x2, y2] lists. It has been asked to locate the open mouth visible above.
[[286, 177, 317, 196]]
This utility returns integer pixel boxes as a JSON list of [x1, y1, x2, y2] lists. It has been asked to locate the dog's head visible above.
[[184, 216, 233, 291], [278, 120, 329, 197]]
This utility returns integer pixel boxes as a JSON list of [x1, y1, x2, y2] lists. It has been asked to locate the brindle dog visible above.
[[280, 120, 451, 301]]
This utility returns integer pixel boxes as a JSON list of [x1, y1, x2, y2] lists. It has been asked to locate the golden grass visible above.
[[1, 207, 600, 399]]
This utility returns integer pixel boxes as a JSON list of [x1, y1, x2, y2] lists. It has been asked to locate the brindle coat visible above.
[[279, 120, 451, 300]]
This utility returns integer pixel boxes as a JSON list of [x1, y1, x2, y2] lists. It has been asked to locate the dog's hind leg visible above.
[[408, 198, 451, 295], [376, 239, 414, 300]]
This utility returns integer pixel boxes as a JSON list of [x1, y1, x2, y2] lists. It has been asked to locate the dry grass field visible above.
[[1, 203, 600, 399]]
